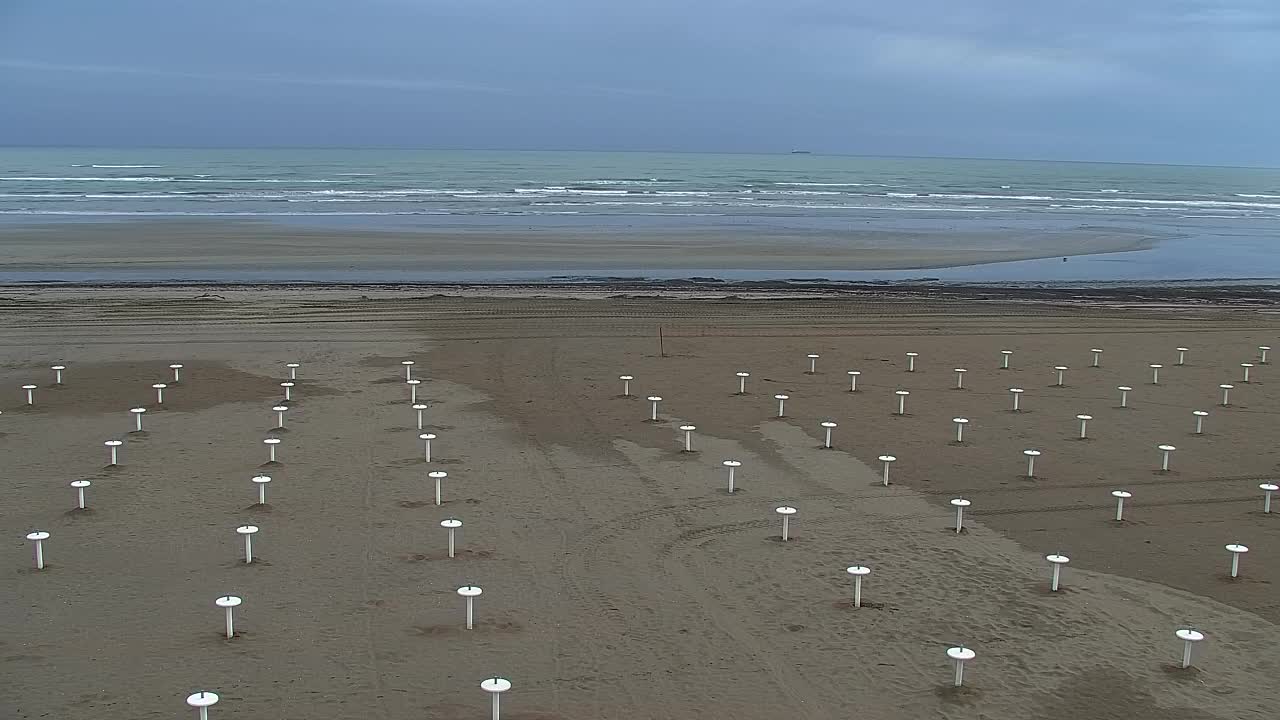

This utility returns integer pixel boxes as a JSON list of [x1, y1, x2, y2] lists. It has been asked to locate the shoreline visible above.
[[4, 279, 1280, 306]]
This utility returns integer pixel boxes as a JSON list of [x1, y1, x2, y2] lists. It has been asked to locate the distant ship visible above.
[[790, 150, 812, 154]]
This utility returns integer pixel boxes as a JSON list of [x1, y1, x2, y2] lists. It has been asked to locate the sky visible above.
[[1, 0, 1277, 166]]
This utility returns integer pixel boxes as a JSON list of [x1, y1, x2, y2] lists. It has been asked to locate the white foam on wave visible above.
[[1, 176, 178, 182], [83, 194, 180, 199], [1071, 196, 1280, 210], [0, 209, 456, 217], [755, 190, 842, 197], [929, 193, 1056, 201], [775, 181, 887, 187], [305, 188, 478, 196], [90, 164, 164, 169], [571, 178, 672, 185], [514, 187, 629, 196], [0, 176, 343, 184]]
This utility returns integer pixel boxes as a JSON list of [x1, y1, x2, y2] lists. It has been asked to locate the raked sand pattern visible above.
[[3, 289, 1280, 720]]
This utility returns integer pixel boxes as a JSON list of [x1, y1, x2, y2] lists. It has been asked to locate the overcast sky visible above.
[[1, 1, 1276, 165]]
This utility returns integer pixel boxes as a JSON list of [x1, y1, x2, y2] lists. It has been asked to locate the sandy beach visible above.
[[4, 288, 1280, 720], [0, 221, 1159, 278]]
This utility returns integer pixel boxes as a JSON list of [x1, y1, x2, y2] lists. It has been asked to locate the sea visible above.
[[2, 147, 1279, 284]]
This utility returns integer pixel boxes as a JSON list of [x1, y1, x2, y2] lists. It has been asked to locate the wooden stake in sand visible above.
[[25, 531, 50, 569], [252, 475, 271, 505], [1111, 490, 1132, 521], [1076, 414, 1092, 439], [186, 691, 219, 720], [806, 354, 820, 374], [264, 437, 281, 463], [419, 433, 436, 462], [286, 362, 301, 380], [735, 372, 750, 395], [1158, 444, 1176, 472], [401, 360, 415, 381], [152, 383, 167, 404], [458, 585, 483, 629], [215, 596, 242, 639], [845, 565, 870, 607], [1193, 410, 1208, 434], [953, 418, 969, 443], [1219, 384, 1233, 406], [950, 498, 970, 533], [104, 440, 123, 466], [906, 352, 919, 372], [70, 480, 90, 510], [280, 382, 295, 401], [1226, 543, 1248, 578], [1023, 449, 1041, 478], [169, 364, 184, 383], [1046, 553, 1070, 591], [1260, 346, 1271, 364], [722, 460, 741, 493], [22, 384, 37, 405], [1260, 483, 1278, 513], [774, 394, 789, 418], [954, 368, 967, 389], [130, 407, 147, 432], [775, 505, 797, 541], [646, 396, 662, 422], [1240, 363, 1254, 383], [1176, 628, 1205, 669], [1000, 349, 1013, 369], [481, 678, 511, 720], [821, 421, 837, 449], [895, 389, 910, 415], [1117, 385, 1132, 408], [429, 471, 447, 505], [406, 378, 422, 403], [441, 517, 462, 557], [947, 646, 975, 687], [51, 365, 66, 385], [619, 375, 634, 397], [847, 371, 861, 392], [679, 425, 697, 453], [1090, 348, 1103, 367], [1009, 387, 1024, 412], [412, 403, 428, 430], [878, 455, 896, 486], [272, 405, 288, 430], [236, 525, 259, 563], [1054, 366, 1068, 387], [1176, 347, 1189, 366]]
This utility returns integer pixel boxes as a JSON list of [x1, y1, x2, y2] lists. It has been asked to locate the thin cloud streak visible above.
[[0, 58, 517, 95]]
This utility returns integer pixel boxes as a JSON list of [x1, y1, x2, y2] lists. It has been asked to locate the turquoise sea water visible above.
[[2, 148, 1279, 283]]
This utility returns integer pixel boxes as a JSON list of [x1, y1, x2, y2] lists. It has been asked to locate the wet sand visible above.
[[0, 220, 1157, 276], [3, 289, 1279, 720]]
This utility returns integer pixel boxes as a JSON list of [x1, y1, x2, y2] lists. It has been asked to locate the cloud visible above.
[[857, 34, 1146, 98], [0, 58, 516, 95], [0, 0, 1277, 163]]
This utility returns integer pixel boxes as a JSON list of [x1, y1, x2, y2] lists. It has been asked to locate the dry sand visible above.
[[3, 288, 1280, 720]]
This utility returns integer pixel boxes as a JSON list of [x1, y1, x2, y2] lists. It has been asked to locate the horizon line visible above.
[[0, 145, 1276, 172]]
